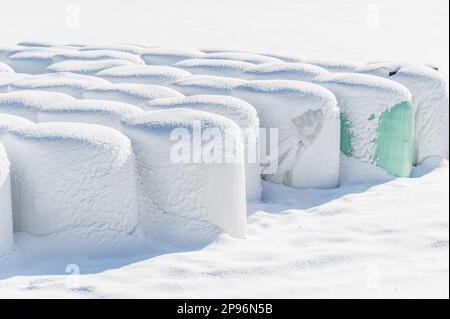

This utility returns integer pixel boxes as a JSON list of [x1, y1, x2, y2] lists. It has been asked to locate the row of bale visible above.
[[0, 41, 448, 255]]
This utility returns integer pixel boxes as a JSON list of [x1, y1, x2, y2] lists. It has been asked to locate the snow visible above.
[[303, 59, 363, 72], [0, 143, 13, 257], [232, 80, 340, 189], [121, 109, 247, 239], [83, 82, 184, 107], [140, 47, 205, 66], [95, 65, 191, 85], [243, 62, 329, 81], [203, 52, 282, 64], [0, 62, 14, 74], [170, 74, 246, 96], [0, 73, 27, 93], [46, 59, 135, 76], [354, 63, 449, 164], [0, 90, 75, 121], [79, 44, 147, 55], [0, 113, 34, 137], [145, 95, 261, 200], [52, 50, 145, 65], [0, 46, 25, 63], [6, 72, 111, 98], [1, 122, 140, 251], [17, 40, 61, 48], [174, 59, 253, 77], [38, 99, 142, 129]]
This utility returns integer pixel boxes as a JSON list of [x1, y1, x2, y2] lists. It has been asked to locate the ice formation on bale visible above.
[[7, 72, 111, 98], [39, 99, 142, 129], [140, 47, 205, 66], [121, 109, 246, 239], [170, 75, 246, 96], [232, 80, 340, 189], [243, 62, 329, 81], [354, 63, 449, 164], [313, 73, 414, 177], [304, 59, 363, 72], [46, 59, 135, 75], [79, 44, 146, 55], [0, 62, 14, 74], [0, 90, 75, 121], [83, 83, 184, 107], [203, 52, 282, 64], [51, 50, 145, 65], [174, 59, 253, 77], [96, 65, 191, 85], [145, 95, 261, 200], [0, 113, 34, 136], [0, 143, 13, 257], [1, 123, 139, 247], [5, 48, 78, 74]]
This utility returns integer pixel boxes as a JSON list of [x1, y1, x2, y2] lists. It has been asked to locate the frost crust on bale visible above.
[[0, 143, 13, 257], [145, 95, 261, 200], [174, 59, 253, 77], [1, 123, 139, 249], [232, 80, 340, 189], [314, 73, 414, 177], [0, 90, 75, 121], [39, 99, 142, 129], [96, 65, 191, 85], [83, 83, 184, 107], [170, 75, 246, 96], [354, 63, 449, 164], [121, 109, 247, 239]]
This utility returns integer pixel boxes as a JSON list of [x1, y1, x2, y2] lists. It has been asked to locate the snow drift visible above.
[[313, 73, 414, 177], [83, 83, 184, 107], [354, 63, 449, 164], [170, 75, 246, 96], [232, 80, 340, 189], [0, 143, 13, 257], [174, 59, 253, 77], [121, 109, 247, 239], [1, 122, 139, 248], [145, 95, 261, 200]]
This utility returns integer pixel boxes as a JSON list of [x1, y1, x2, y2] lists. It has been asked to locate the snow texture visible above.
[[46, 59, 135, 75], [0, 73, 27, 93], [202, 52, 283, 64], [79, 44, 147, 55], [0, 143, 13, 257], [0, 90, 75, 121], [140, 47, 205, 66], [174, 59, 253, 77], [83, 82, 184, 107], [304, 59, 363, 72], [0, 46, 25, 63], [243, 62, 329, 81], [170, 75, 246, 96], [354, 63, 449, 164], [232, 80, 340, 189], [145, 95, 261, 200], [121, 109, 247, 239], [51, 50, 145, 65], [6, 72, 111, 98], [0, 113, 34, 137], [95, 65, 191, 85], [0, 62, 14, 74], [1, 122, 139, 250], [38, 99, 142, 129]]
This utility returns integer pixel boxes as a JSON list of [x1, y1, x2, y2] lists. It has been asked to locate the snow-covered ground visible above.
[[0, 0, 448, 298]]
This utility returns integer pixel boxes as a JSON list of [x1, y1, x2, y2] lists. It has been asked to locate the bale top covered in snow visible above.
[[140, 47, 205, 65], [243, 62, 329, 81], [47, 59, 136, 75], [51, 50, 145, 65], [202, 52, 283, 64], [170, 74, 246, 96], [174, 59, 253, 77], [0, 113, 34, 136]]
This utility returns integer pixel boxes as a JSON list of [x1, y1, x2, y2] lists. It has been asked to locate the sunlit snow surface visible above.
[[0, 0, 448, 298]]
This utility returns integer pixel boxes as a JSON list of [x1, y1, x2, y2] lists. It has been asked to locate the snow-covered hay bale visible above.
[[79, 44, 146, 55], [0, 143, 13, 257], [46, 59, 135, 75], [304, 59, 363, 72], [52, 50, 145, 65], [0, 73, 28, 93], [170, 75, 246, 96], [243, 62, 329, 81], [203, 52, 282, 64], [5, 48, 77, 74], [0, 113, 34, 136], [232, 80, 340, 189], [7, 72, 111, 98], [145, 95, 261, 200], [39, 99, 142, 129], [354, 63, 449, 164], [96, 65, 191, 85], [174, 59, 253, 77], [140, 47, 205, 66], [0, 45, 25, 63], [257, 51, 305, 63], [121, 109, 246, 239], [1, 123, 139, 246], [313, 73, 414, 177], [0, 62, 14, 74], [0, 90, 75, 121], [83, 83, 184, 107]]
